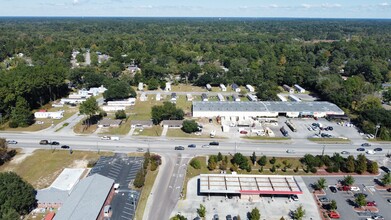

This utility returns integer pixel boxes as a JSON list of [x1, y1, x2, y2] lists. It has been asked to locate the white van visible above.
[[111, 136, 120, 141]]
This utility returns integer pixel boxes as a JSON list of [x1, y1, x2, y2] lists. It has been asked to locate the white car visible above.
[[286, 149, 295, 153], [350, 186, 360, 191], [100, 136, 111, 140], [366, 150, 375, 155]]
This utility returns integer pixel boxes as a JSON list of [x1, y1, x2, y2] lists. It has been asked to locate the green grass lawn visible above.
[[175, 96, 192, 114], [0, 149, 113, 189], [129, 100, 160, 121], [135, 168, 159, 220], [133, 126, 163, 136], [171, 84, 205, 92], [308, 138, 351, 143]]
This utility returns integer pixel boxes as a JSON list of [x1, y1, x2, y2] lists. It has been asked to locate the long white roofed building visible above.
[[192, 101, 344, 118]]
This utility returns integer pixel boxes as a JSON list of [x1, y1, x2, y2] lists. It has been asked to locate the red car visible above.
[[239, 130, 248, 134], [339, 185, 350, 191], [387, 188, 391, 192], [367, 201, 377, 206], [329, 211, 340, 219]]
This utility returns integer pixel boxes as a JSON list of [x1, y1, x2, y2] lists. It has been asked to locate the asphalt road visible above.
[[2, 132, 391, 220]]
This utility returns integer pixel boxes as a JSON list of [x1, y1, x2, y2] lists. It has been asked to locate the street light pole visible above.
[[322, 145, 325, 156], [375, 124, 380, 139]]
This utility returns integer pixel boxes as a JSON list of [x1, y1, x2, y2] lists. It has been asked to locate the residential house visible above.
[[140, 93, 147, 102], [161, 120, 183, 128], [294, 84, 305, 93], [165, 82, 171, 91], [186, 94, 193, 101], [97, 118, 122, 128], [220, 84, 227, 91], [138, 82, 144, 91], [246, 84, 255, 92], [217, 93, 225, 101], [201, 93, 208, 102], [206, 84, 212, 91], [232, 94, 240, 102], [34, 110, 64, 119], [283, 84, 294, 94], [231, 83, 241, 92]]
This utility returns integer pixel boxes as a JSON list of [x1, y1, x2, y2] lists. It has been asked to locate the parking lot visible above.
[[302, 176, 391, 220], [89, 153, 144, 220], [173, 176, 321, 220]]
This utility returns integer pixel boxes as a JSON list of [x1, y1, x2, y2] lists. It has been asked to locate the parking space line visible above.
[[123, 211, 132, 215]]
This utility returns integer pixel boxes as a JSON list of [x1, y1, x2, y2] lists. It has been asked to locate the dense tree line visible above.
[[0, 18, 391, 136], [0, 172, 36, 219]]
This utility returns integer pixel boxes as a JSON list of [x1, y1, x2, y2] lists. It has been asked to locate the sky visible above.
[[0, 0, 390, 18]]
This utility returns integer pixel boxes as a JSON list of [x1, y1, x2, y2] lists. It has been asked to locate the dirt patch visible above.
[[71, 160, 88, 168], [9, 148, 36, 165]]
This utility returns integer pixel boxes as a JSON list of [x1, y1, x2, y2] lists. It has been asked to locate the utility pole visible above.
[[322, 145, 325, 156]]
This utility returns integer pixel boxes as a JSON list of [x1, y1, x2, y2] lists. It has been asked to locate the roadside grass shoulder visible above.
[[135, 168, 158, 220], [0, 149, 113, 189]]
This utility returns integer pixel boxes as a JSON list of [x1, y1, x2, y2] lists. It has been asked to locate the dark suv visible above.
[[209, 141, 219, 146], [39, 140, 49, 145], [174, 146, 185, 150], [188, 144, 196, 148]]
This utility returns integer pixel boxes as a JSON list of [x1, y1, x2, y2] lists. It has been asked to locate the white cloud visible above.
[[301, 4, 311, 9], [321, 3, 342, 8], [73, 0, 79, 5], [379, 2, 390, 6]]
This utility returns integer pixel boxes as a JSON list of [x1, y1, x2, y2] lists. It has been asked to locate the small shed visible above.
[[232, 94, 240, 102], [140, 93, 147, 102], [206, 84, 212, 91], [165, 82, 171, 91], [138, 82, 144, 91], [220, 84, 227, 91], [217, 93, 225, 101], [156, 93, 161, 101], [186, 94, 193, 101], [171, 93, 177, 102], [201, 93, 208, 101], [231, 83, 241, 92], [294, 84, 305, 93], [246, 84, 255, 92], [283, 84, 294, 94]]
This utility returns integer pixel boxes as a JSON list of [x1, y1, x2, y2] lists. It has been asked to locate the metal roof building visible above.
[[199, 174, 302, 195], [54, 174, 114, 220], [192, 101, 344, 118]]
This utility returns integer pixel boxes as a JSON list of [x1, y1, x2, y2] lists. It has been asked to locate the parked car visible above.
[[371, 215, 385, 220], [61, 145, 70, 149], [357, 148, 365, 151], [354, 193, 368, 198], [341, 151, 350, 155], [327, 126, 333, 131], [387, 198, 391, 203], [6, 140, 17, 144], [367, 201, 377, 206], [51, 141, 60, 145], [174, 146, 185, 150], [339, 185, 351, 191], [329, 186, 337, 193], [381, 166, 390, 173], [239, 130, 248, 134], [350, 186, 360, 191], [136, 148, 144, 152], [209, 141, 219, 146], [226, 215, 232, 220], [329, 211, 340, 219], [319, 197, 330, 203], [290, 195, 299, 201], [188, 144, 196, 148], [286, 149, 295, 153], [374, 148, 383, 152], [213, 214, 219, 220], [39, 140, 49, 145], [361, 143, 371, 147]]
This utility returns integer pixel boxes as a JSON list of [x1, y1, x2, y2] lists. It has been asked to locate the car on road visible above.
[[209, 141, 219, 146], [226, 215, 232, 220], [201, 145, 210, 148], [174, 146, 185, 150], [188, 144, 196, 148], [51, 141, 60, 145], [39, 140, 49, 145], [361, 143, 371, 147], [239, 130, 248, 134], [136, 148, 144, 152], [100, 136, 111, 140], [61, 145, 70, 149], [319, 197, 330, 203], [366, 150, 375, 155], [387, 198, 391, 203], [367, 201, 377, 206], [329, 186, 337, 193], [357, 148, 365, 151], [6, 140, 17, 144], [371, 215, 385, 220], [290, 195, 299, 201], [286, 149, 295, 153], [341, 151, 350, 155], [374, 148, 383, 152]]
